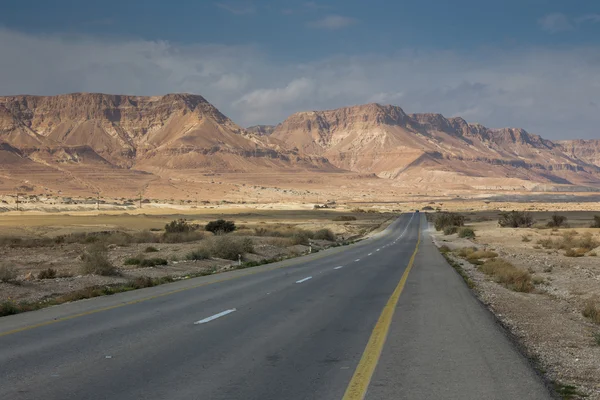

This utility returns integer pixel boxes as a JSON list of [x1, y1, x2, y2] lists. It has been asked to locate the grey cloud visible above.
[[0, 29, 599, 139]]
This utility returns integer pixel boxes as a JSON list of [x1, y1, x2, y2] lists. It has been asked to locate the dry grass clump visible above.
[[479, 258, 533, 293], [583, 299, 600, 324], [458, 227, 476, 238], [80, 243, 118, 276], [537, 231, 599, 256], [498, 211, 534, 228], [455, 247, 498, 263], [37, 268, 57, 280], [0, 264, 18, 283], [434, 212, 465, 232]]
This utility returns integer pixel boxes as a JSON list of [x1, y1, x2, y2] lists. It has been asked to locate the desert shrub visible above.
[[422, 206, 435, 211], [498, 211, 534, 228], [186, 248, 212, 261], [209, 236, 254, 260], [351, 208, 366, 213], [0, 301, 19, 316], [165, 219, 195, 234], [205, 219, 236, 234], [145, 246, 159, 253], [591, 215, 600, 228], [265, 237, 294, 247], [161, 231, 206, 243], [124, 257, 142, 266], [443, 226, 458, 235], [547, 213, 567, 228], [128, 276, 155, 289], [458, 227, 476, 238], [522, 235, 531, 242], [291, 230, 312, 245], [434, 213, 465, 231], [366, 209, 379, 214], [80, 243, 118, 276], [583, 299, 600, 324], [103, 232, 132, 246], [313, 228, 335, 241], [565, 248, 586, 257], [37, 268, 57, 280], [439, 245, 451, 253], [131, 230, 159, 243], [139, 258, 168, 267], [479, 258, 533, 292], [333, 215, 357, 221], [0, 264, 18, 282]]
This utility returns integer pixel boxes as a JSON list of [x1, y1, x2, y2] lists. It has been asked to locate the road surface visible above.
[[0, 213, 553, 399]]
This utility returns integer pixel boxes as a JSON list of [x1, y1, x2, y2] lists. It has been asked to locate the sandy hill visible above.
[[0, 93, 338, 198], [271, 103, 600, 190]]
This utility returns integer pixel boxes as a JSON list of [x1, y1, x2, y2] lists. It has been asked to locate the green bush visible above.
[[434, 213, 465, 231], [139, 258, 168, 267], [547, 213, 567, 228], [313, 228, 336, 241], [165, 219, 195, 234], [37, 268, 57, 280], [458, 227, 476, 238], [205, 219, 236, 234], [498, 211, 534, 228], [81, 243, 118, 276]]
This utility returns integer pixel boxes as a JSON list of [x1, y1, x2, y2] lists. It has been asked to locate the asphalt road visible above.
[[0, 213, 553, 400]]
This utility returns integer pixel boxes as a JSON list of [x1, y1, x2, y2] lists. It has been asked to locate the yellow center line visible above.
[[342, 225, 421, 400]]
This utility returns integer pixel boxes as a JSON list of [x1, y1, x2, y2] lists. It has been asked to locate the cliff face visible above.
[[557, 140, 600, 168], [272, 103, 600, 186]]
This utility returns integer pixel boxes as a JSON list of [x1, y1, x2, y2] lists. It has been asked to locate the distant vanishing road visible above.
[[0, 214, 553, 400]]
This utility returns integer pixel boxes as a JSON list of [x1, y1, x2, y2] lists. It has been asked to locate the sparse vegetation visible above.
[[593, 332, 600, 346], [591, 215, 600, 228], [458, 227, 476, 238], [583, 299, 600, 324], [537, 231, 599, 256], [80, 243, 118, 276], [479, 258, 533, 293], [205, 219, 236, 234], [0, 264, 18, 283], [165, 219, 196, 234], [554, 382, 588, 400], [333, 215, 357, 221], [434, 212, 465, 231], [443, 226, 458, 235], [522, 235, 531, 242], [498, 211, 534, 228], [439, 245, 451, 253], [313, 228, 335, 241], [208, 236, 254, 260], [37, 268, 57, 280], [145, 246, 159, 253], [441, 253, 475, 289], [547, 213, 567, 228], [186, 248, 211, 261]]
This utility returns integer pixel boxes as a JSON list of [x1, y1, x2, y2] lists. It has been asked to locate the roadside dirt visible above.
[[431, 218, 600, 399]]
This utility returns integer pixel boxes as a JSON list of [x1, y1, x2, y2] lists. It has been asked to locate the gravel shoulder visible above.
[[431, 221, 600, 399]]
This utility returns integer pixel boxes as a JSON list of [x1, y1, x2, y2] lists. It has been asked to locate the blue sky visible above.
[[1, 0, 599, 138]]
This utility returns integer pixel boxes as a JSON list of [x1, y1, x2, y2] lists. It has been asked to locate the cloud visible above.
[[576, 14, 600, 24], [215, 1, 255, 15], [0, 28, 599, 139], [539, 13, 600, 33], [538, 13, 574, 32], [308, 15, 358, 30]]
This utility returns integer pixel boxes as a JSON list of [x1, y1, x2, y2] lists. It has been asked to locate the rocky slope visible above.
[[247, 125, 277, 136], [0, 93, 337, 197], [271, 103, 600, 189], [557, 139, 600, 168]]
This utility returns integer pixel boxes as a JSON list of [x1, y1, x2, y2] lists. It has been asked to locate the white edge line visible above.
[[334, 266, 344, 270], [296, 276, 313, 284], [194, 309, 237, 325], [355, 259, 361, 262]]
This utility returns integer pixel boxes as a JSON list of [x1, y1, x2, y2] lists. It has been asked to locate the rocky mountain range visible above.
[[1, 93, 599, 198]]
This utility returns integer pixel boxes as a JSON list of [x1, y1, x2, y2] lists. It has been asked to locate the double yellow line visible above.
[[342, 226, 421, 400]]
